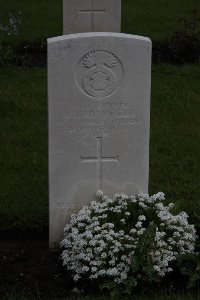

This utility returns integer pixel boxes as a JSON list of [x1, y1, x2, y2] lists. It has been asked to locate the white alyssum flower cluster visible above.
[[61, 191, 196, 284]]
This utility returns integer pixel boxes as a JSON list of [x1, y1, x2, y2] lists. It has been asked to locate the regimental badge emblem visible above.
[[76, 50, 124, 98]]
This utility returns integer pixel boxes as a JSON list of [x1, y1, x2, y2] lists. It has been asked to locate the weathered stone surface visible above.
[[63, 0, 121, 34], [48, 33, 152, 247]]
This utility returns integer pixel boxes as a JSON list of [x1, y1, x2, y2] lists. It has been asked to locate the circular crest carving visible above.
[[76, 50, 124, 98]]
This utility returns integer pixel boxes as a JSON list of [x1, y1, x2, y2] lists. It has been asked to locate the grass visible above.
[[122, 0, 200, 41], [0, 67, 48, 231], [2, 292, 200, 300], [0, 0, 199, 46], [0, 64, 200, 232], [150, 64, 200, 224]]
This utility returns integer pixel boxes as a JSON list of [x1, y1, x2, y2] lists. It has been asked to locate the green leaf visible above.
[[177, 253, 200, 276], [188, 272, 200, 289], [99, 280, 116, 292], [131, 257, 140, 272]]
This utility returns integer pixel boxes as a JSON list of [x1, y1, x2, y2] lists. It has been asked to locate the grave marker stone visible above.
[[48, 33, 152, 247], [63, 0, 121, 34]]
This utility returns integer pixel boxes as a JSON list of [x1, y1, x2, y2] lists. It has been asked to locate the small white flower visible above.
[[135, 221, 142, 228], [101, 252, 107, 259], [96, 189, 103, 198], [91, 267, 97, 273], [73, 274, 81, 281], [82, 266, 89, 272], [138, 202, 147, 209], [137, 228, 146, 235], [125, 212, 130, 216], [98, 269, 106, 276], [109, 259, 115, 266], [138, 215, 146, 221]]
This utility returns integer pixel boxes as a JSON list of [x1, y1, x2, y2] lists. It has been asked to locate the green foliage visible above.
[[0, 0, 62, 45], [100, 277, 137, 299], [177, 253, 200, 288], [131, 224, 160, 283], [0, 43, 15, 65], [0, 12, 21, 65], [170, 10, 200, 63]]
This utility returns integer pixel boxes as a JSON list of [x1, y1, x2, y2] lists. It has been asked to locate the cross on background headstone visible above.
[[63, 0, 121, 34], [79, 0, 105, 31], [80, 137, 119, 190]]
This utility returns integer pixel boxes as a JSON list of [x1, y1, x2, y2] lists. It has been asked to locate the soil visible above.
[[0, 232, 75, 299]]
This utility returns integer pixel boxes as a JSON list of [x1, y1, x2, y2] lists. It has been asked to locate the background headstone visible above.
[[63, 0, 121, 34], [48, 33, 152, 248]]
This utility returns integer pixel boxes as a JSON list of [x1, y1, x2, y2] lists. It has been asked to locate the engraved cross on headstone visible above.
[[78, 0, 105, 31], [63, 0, 121, 34], [80, 137, 119, 190]]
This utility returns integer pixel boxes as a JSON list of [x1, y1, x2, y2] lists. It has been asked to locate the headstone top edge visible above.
[[47, 33, 152, 44]]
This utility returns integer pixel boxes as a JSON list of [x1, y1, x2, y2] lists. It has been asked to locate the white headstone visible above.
[[48, 33, 152, 248], [63, 0, 121, 34]]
